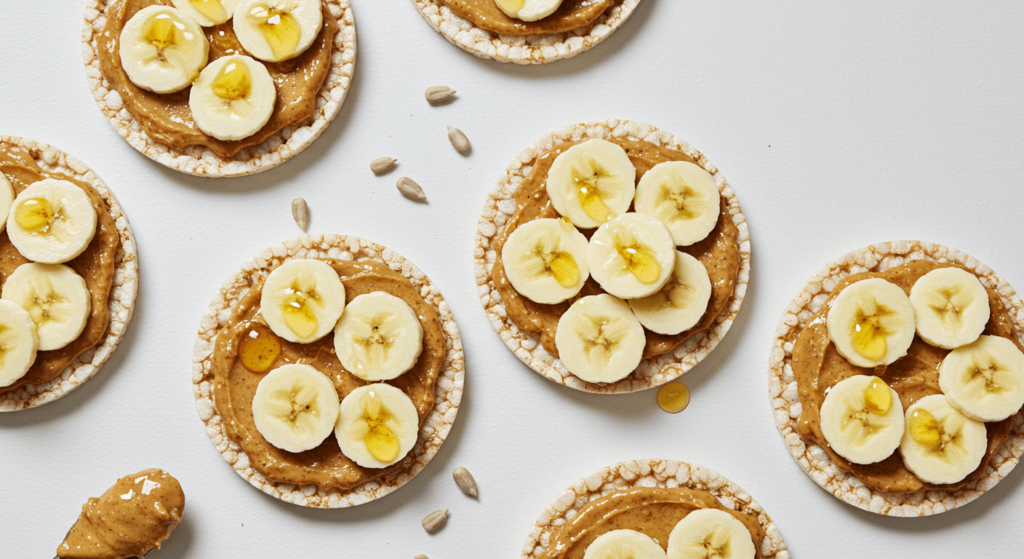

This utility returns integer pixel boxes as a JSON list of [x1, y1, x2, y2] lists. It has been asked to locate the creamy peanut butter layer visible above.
[[439, 0, 613, 35]]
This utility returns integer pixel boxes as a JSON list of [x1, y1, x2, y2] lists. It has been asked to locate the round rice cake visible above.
[[769, 240, 1024, 516], [191, 234, 465, 508], [0, 136, 139, 412], [82, 0, 357, 178], [411, 0, 641, 65], [474, 119, 750, 394], [522, 459, 789, 559]]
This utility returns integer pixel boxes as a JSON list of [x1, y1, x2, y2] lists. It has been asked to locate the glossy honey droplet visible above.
[[190, 0, 227, 22], [282, 293, 318, 338], [363, 391, 400, 462], [145, 14, 178, 50], [657, 382, 690, 414], [239, 324, 281, 373], [249, 4, 301, 59], [549, 253, 579, 288], [863, 376, 892, 415], [908, 408, 941, 446], [850, 303, 894, 361], [212, 60, 252, 101], [572, 165, 614, 223], [14, 197, 55, 231], [617, 243, 661, 284]]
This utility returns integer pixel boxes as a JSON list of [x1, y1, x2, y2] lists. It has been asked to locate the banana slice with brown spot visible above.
[[501, 217, 589, 304], [333, 292, 423, 382], [939, 335, 1024, 422], [251, 363, 340, 453], [826, 278, 916, 368], [901, 394, 987, 485], [634, 161, 720, 247], [118, 6, 209, 94], [1, 263, 90, 352], [555, 294, 645, 384], [260, 259, 346, 343], [909, 267, 990, 349], [233, 0, 323, 62], [628, 251, 712, 335], [546, 139, 637, 229], [587, 213, 676, 299], [335, 384, 420, 469]]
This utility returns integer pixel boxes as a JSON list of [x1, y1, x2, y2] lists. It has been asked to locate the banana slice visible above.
[[628, 251, 712, 335], [1, 263, 90, 351], [189, 55, 276, 141], [0, 300, 39, 388], [233, 0, 323, 62], [555, 294, 645, 384], [826, 278, 916, 368], [252, 363, 340, 453], [335, 383, 419, 469], [0, 173, 14, 234], [634, 161, 720, 247], [901, 394, 987, 485], [583, 530, 667, 559], [546, 139, 637, 229], [502, 218, 589, 304], [170, 0, 242, 27], [819, 375, 904, 464], [909, 267, 990, 350], [6, 179, 97, 264], [938, 335, 1024, 422], [118, 6, 210, 94], [334, 292, 424, 382], [495, 0, 563, 22], [587, 213, 676, 299], [260, 259, 346, 343], [666, 509, 756, 559]]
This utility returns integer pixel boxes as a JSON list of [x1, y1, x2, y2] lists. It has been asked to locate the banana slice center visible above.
[[925, 286, 970, 331], [966, 356, 1010, 395], [266, 384, 321, 434], [614, 236, 661, 284], [863, 376, 892, 414], [656, 181, 703, 222], [27, 281, 69, 327], [144, 13, 192, 63], [14, 197, 57, 232], [191, 0, 228, 22], [577, 315, 629, 364], [571, 161, 614, 223], [248, 4, 301, 60], [360, 392, 401, 462], [526, 235, 580, 288], [667, 280, 697, 308], [280, 279, 321, 338], [353, 314, 399, 367], [908, 408, 947, 447], [850, 302, 897, 361], [694, 527, 734, 558], [212, 60, 252, 102]]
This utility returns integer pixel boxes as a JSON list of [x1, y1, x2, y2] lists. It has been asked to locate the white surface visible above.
[[1, 1, 1023, 557]]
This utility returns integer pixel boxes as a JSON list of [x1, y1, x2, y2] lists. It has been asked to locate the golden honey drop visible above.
[[363, 391, 400, 462], [850, 305, 894, 361], [190, 0, 227, 22], [14, 197, 55, 232], [617, 243, 661, 284], [908, 408, 941, 446], [250, 4, 301, 59], [863, 376, 892, 415], [212, 60, 252, 101], [549, 253, 579, 288], [239, 324, 281, 373], [145, 14, 177, 50], [282, 295, 318, 338], [657, 382, 690, 414]]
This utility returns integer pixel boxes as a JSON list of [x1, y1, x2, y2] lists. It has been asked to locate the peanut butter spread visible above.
[[791, 260, 1020, 493], [440, 0, 613, 35], [57, 469, 184, 559], [537, 487, 765, 559], [97, 0, 337, 158], [492, 140, 741, 364], [211, 260, 446, 489], [0, 144, 119, 394]]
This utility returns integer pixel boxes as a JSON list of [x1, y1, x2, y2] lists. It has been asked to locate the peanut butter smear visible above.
[[0, 143, 119, 394], [97, 0, 337, 158], [791, 261, 1020, 493], [440, 0, 613, 35], [537, 487, 765, 559], [492, 139, 741, 365], [56, 469, 185, 559], [211, 260, 446, 489]]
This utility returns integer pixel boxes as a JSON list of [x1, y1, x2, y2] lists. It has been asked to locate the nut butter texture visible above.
[[440, 0, 613, 35], [56, 469, 185, 559], [211, 260, 446, 489], [0, 144, 119, 394], [537, 487, 765, 559], [791, 261, 1020, 493], [492, 139, 741, 363], [97, 0, 337, 158]]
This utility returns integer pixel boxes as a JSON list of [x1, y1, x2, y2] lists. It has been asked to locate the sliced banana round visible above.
[[0, 173, 14, 234], [335, 383, 419, 469], [233, 0, 323, 63], [119, 5, 210, 94], [555, 294, 645, 384], [334, 292, 424, 382], [587, 213, 676, 299], [666, 508, 756, 559], [251, 363, 340, 453], [629, 251, 712, 335], [939, 335, 1024, 422], [0, 300, 39, 389], [260, 259, 346, 344], [7, 179, 97, 264], [189, 54, 276, 142], [502, 218, 589, 304], [819, 375, 904, 464], [901, 394, 987, 485], [826, 278, 916, 368], [583, 530, 667, 559], [170, 0, 242, 27], [634, 161, 720, 247], [546, 139, 637, 229], [909, 267, 990, 350], [1, 263, 91, 352], [495, 0, 563, 22]]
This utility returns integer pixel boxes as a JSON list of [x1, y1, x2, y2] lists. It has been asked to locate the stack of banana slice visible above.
[[118, 0, 325, 141], [502, 139, 723, 384], [820, 266, 1024, 484], [248, 259, 426, 469], [0, 175, 99, 388], [580, 509, 756, 559]]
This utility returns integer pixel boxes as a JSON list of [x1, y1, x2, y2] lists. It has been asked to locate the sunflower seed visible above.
[[397, 177, 427, 201], [447, 126, 471, 153], [422, 509, 448, 532], [453, 467, 478, 497], [371, 156, 397, 175], [425, 85, 456, 103], [414, 555, 429, 559], [291, 198, 309, 231]]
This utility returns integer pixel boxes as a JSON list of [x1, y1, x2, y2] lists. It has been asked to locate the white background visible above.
[[2, 1, 1024, 557]]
